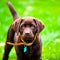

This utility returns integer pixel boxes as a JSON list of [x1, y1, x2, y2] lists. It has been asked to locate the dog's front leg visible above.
[[32, 54, 42, 60], [3, 27, 15, 60], [32, 40, 42, 60], [3, 43, 13, 60], [17, 56, 22, 60]]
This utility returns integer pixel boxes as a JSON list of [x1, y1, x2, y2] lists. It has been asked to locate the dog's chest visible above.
[[23, 46, 33, 56]]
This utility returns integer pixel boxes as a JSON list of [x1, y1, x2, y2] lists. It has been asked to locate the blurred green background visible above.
[[0, 0, 60, 60]]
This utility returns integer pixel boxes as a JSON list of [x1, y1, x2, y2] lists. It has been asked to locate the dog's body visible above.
[[3, 2, 44, 60]]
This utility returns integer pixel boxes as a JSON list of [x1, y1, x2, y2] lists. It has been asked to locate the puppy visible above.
[[3, 2, 44, 60]]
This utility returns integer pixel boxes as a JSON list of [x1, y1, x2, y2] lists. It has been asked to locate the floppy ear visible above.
[[12, 18, 21, 32], [34, 18, 44, 33], [37, 20, 44, 32]]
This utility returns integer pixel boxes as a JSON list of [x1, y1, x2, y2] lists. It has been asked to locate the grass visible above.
[[0, 0, 60, 60]]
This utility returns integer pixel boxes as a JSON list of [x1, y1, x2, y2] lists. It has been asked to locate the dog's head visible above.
[[12, 17, 44, 43]]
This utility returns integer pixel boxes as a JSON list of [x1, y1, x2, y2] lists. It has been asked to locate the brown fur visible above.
[[3, 2, 44, 60]]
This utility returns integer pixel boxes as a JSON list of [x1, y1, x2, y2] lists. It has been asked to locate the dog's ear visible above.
[[34, 18, 44, 33], [37, 20, 44, 32], [12, 18, 21, 32], [7, 2, 19, 20]]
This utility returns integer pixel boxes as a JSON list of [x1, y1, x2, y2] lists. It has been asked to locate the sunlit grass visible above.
[[0, 0, 60, 60]]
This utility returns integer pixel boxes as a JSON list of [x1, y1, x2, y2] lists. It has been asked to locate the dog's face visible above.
[[19, 17, 37, 43], [12, 17, 44, 43]]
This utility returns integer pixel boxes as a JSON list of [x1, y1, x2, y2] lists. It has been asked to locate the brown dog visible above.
[[3, 2, 44, 60]]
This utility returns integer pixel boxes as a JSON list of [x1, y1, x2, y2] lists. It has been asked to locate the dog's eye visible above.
[[21, 26, 25, 29], [31, 26, 34, 29]]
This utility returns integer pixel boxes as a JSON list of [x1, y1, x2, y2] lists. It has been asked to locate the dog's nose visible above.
[[25, 32, 30, 36], [23, 28, 32, 37]]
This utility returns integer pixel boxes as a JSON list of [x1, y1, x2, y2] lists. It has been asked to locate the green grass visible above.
[[0, 0, 60, 60]]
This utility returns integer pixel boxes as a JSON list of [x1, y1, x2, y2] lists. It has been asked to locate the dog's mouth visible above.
[[23, 37, 34, 43], [21, 34, 34, 43]]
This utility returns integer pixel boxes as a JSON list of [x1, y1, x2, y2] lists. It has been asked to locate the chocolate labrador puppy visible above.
[[3, 2, 44, 60]]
